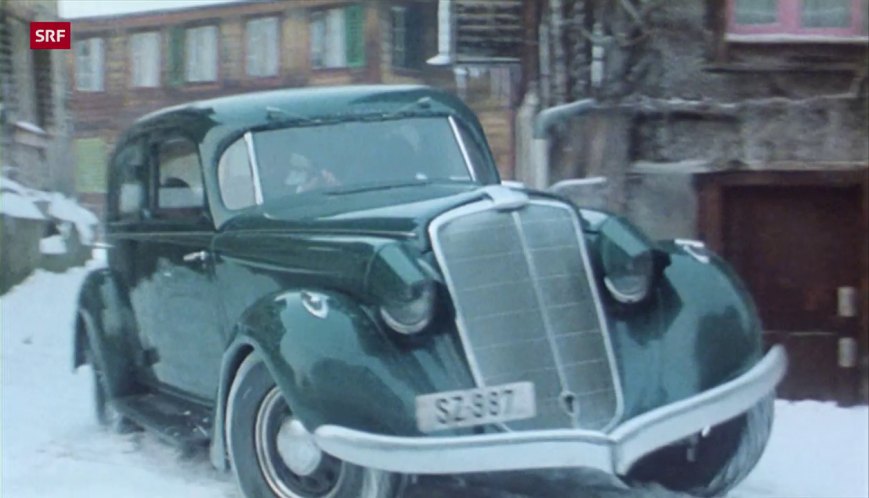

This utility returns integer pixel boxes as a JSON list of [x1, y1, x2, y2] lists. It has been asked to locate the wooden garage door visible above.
[[721, 184, 863, 402]]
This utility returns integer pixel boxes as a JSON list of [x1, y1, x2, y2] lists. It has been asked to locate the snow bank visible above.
[[734, 400, 869, 498]]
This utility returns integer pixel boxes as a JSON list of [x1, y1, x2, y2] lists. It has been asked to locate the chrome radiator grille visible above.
[[431, 201, 621, 431]]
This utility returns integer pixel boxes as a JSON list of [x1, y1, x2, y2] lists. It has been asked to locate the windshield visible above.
[[249, 117, 476, 202]]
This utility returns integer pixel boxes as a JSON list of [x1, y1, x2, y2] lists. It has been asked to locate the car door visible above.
[[131, 130, 224, 401]]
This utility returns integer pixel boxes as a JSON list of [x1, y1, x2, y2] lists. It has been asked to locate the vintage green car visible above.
[[74, 85, 786, 498]]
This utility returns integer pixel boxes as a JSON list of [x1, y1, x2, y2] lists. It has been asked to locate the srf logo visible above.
[[30, 22, 71, 50]]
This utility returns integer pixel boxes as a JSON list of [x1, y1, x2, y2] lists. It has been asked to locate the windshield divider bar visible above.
[[448, 116, 477, 182], [244, 131, 265, 205]]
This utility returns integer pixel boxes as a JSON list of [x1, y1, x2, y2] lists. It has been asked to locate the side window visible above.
[[155, 136, 204, 218], [218, 137, 256, 210], [113, 138, 146, 220]]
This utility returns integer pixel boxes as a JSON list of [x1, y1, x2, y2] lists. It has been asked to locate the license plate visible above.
[[415, 382, 536, 433]]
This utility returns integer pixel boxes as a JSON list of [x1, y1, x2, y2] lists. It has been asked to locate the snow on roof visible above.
[[0, 176, 98, 242], [0, 192, 46, 220], [13, 121, 47, 135], [47, 194, 98, 245], [0, 176, 30, 195]]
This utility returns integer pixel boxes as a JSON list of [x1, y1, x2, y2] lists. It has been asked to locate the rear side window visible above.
[[112, 139, 147, 220], [218, 137, 256, 210], [155, 136, 204, 217]]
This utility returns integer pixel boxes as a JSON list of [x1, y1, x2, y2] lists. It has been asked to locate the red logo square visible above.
[[30, 22, 71, 50]]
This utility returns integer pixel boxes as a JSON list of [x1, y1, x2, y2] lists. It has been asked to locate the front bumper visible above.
[[313, 345, 787, 475]]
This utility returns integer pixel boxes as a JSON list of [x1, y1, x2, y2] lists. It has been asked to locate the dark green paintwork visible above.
[[74, 86, 765, 467]]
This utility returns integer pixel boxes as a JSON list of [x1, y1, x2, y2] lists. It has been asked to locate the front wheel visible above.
[[226, 353, 404, 498], [624, 395, 774, 497]]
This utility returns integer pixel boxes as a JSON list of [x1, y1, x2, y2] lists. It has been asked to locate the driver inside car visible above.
[[283, 153, 339, 193]]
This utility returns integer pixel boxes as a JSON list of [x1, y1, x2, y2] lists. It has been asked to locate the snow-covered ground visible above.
[[1, 263, 867, 498]]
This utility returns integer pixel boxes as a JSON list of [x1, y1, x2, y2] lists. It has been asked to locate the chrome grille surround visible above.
[[429, 199, 624, 432]]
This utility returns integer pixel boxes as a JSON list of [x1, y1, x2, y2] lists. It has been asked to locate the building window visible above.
[[391, 5, 424, 69], [246, 17, 279, 77], [75, 137, 107, 193], [310, 4, 365, 69], [74, 38, 104, 92], [33, 51, 53, 127], [184, 25, 218, 82], [728, 0, 867, 38], [130, 31, 161, 87]]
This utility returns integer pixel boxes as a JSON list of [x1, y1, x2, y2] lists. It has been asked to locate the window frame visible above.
[[309, 4, 366, 69], [390, 4, 424, 70], [391, 6, 408, 68], [149, 132, 207, 221], [74, 37, 105, 92], [727, 0, 867, 40], [129, 31, 161, 88], [245, 16, 280, 78], [108, 137, 148, 222], [184, 24, 219, 83]]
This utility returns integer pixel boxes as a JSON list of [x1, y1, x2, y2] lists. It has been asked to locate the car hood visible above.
[[212, 184, 584, 301], [219, 183, 495, 248]]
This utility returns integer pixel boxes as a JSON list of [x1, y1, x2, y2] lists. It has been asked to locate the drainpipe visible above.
[[427, 0, 454, 66], [531, 99, 597, 189]]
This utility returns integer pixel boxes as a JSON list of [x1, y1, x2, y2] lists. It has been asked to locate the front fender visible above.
[[210, 287, 475, 469], [74, 269, 142, 397], [607, 242, 764, 421]]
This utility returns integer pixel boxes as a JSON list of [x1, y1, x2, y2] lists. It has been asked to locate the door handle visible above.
[[182, 250, 210, 263]]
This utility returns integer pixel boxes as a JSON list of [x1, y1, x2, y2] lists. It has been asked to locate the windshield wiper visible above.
[[326, 179, 472, 196]]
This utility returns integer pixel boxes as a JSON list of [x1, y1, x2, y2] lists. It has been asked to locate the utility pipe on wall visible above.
[[531, 99, 598, 189]]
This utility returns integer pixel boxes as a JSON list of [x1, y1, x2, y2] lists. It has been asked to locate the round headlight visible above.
[[599, 218, 656, 304], [380, 281, 436, 334], [602, 247, 654, 303]]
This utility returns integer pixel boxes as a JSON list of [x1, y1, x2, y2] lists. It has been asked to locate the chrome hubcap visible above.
[[277, 419, 323, 476], [254, 387, 343, 498]]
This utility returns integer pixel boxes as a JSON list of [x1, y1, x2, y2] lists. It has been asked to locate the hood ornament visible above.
[[481, 185, 528, 211]]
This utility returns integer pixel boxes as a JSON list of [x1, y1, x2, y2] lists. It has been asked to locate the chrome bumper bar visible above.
[[313, 345, 787, 475]]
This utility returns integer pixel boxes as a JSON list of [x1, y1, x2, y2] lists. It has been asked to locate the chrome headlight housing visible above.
[[367, 244, 438, 335], [598, 217, 659, 304], [380, 280, 436, 334]]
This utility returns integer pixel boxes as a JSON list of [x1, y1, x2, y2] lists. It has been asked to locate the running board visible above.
[[114, 392, 212, 451]]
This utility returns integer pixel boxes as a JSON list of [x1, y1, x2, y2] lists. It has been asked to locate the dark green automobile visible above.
[[73, 85, 786, 498]]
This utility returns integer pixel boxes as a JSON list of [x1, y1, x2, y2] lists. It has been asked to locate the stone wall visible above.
[[537, 0, 867, 238]]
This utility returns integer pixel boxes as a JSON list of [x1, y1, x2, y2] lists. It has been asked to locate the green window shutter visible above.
[[75, 138, 107, 193], [168, 27, 185, 86], [344, 4, 365, 68]]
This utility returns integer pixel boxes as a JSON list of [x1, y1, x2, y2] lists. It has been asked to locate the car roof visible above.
[[133, 85, 472, 133]]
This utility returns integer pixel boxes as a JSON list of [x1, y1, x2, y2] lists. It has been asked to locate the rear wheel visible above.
[[226, 353, 404, 498], [625, 395, 774, 497]]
